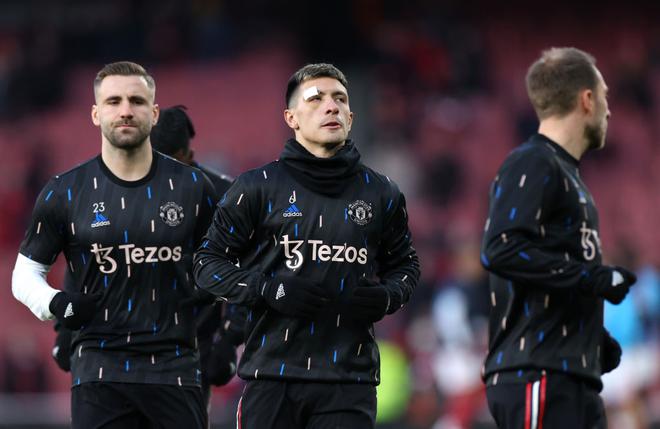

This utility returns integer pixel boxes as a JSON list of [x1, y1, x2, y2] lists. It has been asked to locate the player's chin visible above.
[[318, 132, 348, 146], [109, 135, 148, 150]]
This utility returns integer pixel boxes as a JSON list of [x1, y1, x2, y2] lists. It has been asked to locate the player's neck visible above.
[[538, 116, 586, 161], [295, 138, 345, 159], [101, 141, 154, 181]]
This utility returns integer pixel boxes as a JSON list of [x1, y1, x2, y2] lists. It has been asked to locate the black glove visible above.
[[601, 328, 622, 374], [585, 265, 636, 305], [49, 292, 101, 330], [52, 325, 73, 372], [205, 335, 238, 386], [347, 277, 391, 323], [260, 275, 329, 319]]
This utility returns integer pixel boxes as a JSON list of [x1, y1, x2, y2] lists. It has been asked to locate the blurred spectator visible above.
[[1, 329, 50, 393], [602, 244, 660, 429], [431, 239, 488, 429]]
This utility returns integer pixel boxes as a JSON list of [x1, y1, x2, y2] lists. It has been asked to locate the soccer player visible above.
[[13, 61, 214, 428], [480, 47, 637, 428], [52, 105, 245, 404], [193, 63, 420, 428]]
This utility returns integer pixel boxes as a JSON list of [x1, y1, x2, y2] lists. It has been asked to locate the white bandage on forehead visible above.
[[302, 86, 320, 101]]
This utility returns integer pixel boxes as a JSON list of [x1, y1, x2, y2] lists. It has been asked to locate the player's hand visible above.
[[601, 328, 622, 374], [49, 292, 101, 330], [260, 275, 330, 319], [347, 277, 390, 323], [206, 335, 238, 386], [52, 326, 73, 372], [587, 265, 636, 304]]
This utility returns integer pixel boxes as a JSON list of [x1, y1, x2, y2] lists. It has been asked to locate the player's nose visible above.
[[118, 101, 134, 118], [324, 98, 340, 115]]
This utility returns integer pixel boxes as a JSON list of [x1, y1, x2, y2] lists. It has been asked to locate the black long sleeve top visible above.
[[481, 134, 607, 388], [194, 140, 420, 384]]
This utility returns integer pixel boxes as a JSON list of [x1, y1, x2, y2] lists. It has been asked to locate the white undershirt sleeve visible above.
[[12, 253, 60, 321]]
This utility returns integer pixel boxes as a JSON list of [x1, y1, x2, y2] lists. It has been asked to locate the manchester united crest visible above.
[[347, 200, 373, 226], [159, 202, 184, 226]]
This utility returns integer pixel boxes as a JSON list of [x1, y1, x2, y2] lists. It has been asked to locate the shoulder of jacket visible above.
[[359, 163, 402, 195], [505, 141, 558, 169], [53, 156, 99, 181], [236, 160, 284, 184]]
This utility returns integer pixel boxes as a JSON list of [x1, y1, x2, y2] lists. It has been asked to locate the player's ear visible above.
[[91, 105, 100, 126], [284, 109, 299, 130], [152, 104, 160, 126], [579, 89, 595, 116]]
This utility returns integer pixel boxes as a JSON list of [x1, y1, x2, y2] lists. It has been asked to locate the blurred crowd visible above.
[[1, 1, 659, 428]]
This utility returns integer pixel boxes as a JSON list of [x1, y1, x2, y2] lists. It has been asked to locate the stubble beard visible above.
[[103, 122, 151, 151], [584, 121, 606, 152]]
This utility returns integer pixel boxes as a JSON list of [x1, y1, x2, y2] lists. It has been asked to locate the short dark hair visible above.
[[526, 47, 599, 120], [93, 61, 156, 97], [150, 105, 195, 155], [285, 63, 348, 107]]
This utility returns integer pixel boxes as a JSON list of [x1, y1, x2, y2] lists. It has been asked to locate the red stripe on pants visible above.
[[538, 375, 547, 429], [524, 382, 532, 429], [236, 396, 243, 429]]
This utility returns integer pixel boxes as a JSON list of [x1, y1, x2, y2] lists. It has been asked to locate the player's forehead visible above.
[[96, 75, 154, 101], [299, 77, 348, 96]]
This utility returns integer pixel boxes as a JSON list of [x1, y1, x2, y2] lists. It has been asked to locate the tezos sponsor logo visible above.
[[91, 243, 182, 274], [580, 222, 601, 261], [280, 234, 367, 270]]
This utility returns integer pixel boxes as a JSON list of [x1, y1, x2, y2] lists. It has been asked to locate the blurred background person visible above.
[[150, 105, 246, 410]]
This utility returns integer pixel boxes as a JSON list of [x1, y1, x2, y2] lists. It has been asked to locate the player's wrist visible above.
[[48, 291, 67, 315], [49, 291, 100, 330], [260, 274, 329, 318], [583, 265, 635, 304]]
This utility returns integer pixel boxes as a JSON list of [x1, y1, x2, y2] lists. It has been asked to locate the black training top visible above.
[[194, 139, 420, 385], [481, 134, 606, 388], [20, 150, 215, 387]]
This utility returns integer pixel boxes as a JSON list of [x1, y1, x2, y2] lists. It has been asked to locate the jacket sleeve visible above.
[[376, 183, 420, 314], [14, 178, 66, 320], [481, 149, 589, 289], [193, 175, 265, 306], [221, 303, 248, 346], [19, 177, 66, 265]]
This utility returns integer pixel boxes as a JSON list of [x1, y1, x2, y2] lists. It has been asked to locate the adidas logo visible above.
[[64, 302, 74, 318], [275, 283, 286, 300], [91, 212, 111, 228], [283, 204, 303, 218]]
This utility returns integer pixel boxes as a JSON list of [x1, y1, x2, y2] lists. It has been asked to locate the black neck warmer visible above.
[[279, 139, 361, 196]]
